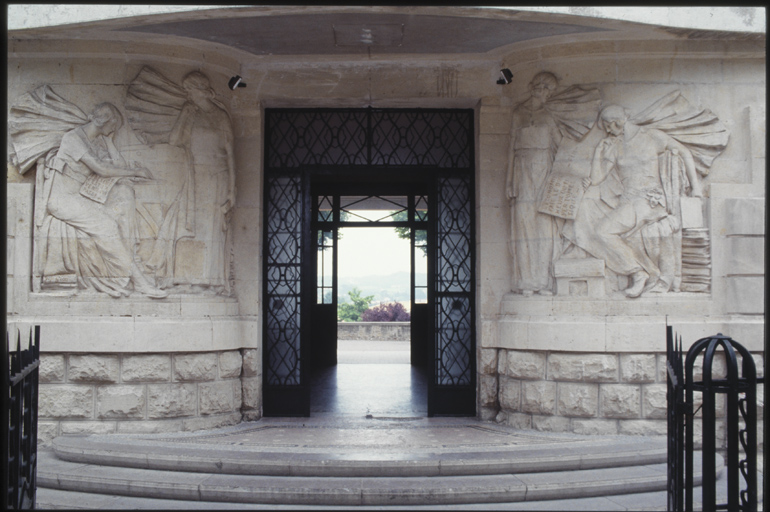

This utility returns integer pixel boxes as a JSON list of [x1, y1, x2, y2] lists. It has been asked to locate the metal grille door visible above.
[[264, 108, 475, 416], [263, 172, 306, 415], [431, 175, 475, 414]]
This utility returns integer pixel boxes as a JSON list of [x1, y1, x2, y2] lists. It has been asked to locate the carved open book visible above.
[[79, 174, 121, 204], [537, 172, 584, 220]]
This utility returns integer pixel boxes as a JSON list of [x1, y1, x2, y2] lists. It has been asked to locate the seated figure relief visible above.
[[507, 77, 729, 298], [10, 87, 167, 298], [8, 66, 237, 299]]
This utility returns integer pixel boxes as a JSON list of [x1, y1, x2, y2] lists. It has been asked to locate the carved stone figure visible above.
[[126, 67, 236, 296], [506, 72, 601, 295], [567, 92, 728, 297], [9, 87, 167, 298]]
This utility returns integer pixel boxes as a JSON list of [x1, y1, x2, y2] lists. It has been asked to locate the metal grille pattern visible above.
[[266, 109, 473, 169], [267, 110, 368, 168], [371, 111, 472, 168], [264, 174, 302, 386], [435, 176, 473, 386]]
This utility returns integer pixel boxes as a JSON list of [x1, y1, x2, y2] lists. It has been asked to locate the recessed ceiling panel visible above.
[[119, 13, 608, 55]]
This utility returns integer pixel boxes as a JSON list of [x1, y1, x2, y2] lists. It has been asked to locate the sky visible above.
[[337, 226, 411, 278]]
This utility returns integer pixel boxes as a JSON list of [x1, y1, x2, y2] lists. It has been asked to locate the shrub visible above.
[[338, 287, 374, 322], [361, 302, 411, 322]]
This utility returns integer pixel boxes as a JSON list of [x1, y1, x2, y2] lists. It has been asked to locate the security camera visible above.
[[228, 75, 247, 90], [496, 69, 513, 85]]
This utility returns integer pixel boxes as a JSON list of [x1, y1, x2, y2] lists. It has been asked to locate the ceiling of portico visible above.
[[115, 11, 610, 56], [7, 6, 683, 61]]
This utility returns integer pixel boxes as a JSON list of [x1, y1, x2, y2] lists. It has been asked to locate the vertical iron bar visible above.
[[2, 330, 9, 510], [11, 330, 21, 509], [702, 341, 717, 512], [722, 341, 740, 512], [676, 335, 684, 512], [30, 326, 40, 509]]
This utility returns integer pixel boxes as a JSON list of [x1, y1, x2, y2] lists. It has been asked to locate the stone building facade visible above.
[[6, 6, 765, 446]]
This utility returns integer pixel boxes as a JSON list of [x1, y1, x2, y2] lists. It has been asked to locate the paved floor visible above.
[[311, 340, 427, 417]]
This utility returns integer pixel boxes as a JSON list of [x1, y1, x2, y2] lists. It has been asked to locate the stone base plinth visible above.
[[553, 258, 605, 298], [35, 347, 262, 446]]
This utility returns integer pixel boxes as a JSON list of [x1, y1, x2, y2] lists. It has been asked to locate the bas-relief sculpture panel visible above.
[[8, 67, 236, 299], [506, 72, 729, 299]]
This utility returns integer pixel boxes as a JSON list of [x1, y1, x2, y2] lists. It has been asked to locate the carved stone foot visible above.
[[537, 290, 554, 296], [133, 277, 169, 299], [521, 289, 534, 297], [624, 270, 649, 298], [644, 280, 671, 295]]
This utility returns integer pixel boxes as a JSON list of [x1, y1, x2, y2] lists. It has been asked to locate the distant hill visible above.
[[338, 271, 427, 304]]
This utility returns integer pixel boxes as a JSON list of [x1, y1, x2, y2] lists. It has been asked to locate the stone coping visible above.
[[7, 317, 258, 353], [492, 315, 765, 352], [19, 294, 241, 318]]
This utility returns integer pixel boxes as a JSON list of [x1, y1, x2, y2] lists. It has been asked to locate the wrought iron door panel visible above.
[[432, 175, 475, 414], [264, 173, 303, 388]]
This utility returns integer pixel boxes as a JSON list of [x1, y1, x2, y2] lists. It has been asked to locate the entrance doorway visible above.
[[262, 108, 476, 417], [309, 187, 430, 417]]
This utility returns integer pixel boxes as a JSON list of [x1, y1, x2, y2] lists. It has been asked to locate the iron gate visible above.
[[3, 326, 39, 510], [667, 327, 762, 512], [263, 108, 475, 416]]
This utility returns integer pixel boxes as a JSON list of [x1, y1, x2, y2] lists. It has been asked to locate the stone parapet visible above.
[[37, 350, 254, 446], [337, 322, 410, 341]]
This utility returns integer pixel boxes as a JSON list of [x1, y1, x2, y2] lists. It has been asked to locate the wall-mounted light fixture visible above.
[[228, 75, 247, 90], [496, 69, 513, 85]]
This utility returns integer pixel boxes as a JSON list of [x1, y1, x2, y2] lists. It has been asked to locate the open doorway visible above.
[[309, 192, 430, 417], [263, 108, 476, 417], [310, 223, 428, 417]]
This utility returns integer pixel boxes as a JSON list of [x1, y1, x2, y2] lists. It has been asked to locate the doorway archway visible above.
[[263, 108, 476, 417]]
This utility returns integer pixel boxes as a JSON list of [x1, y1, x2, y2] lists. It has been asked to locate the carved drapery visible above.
[[507, 73, 728, 299]]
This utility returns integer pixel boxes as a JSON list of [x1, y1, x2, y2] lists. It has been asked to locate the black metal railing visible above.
[[667, 327, 762, 512], [2, 326, 40, 510]]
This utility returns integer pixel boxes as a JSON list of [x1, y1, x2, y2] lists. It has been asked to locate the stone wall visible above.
[[480, 347, 764, 449], [337, 322, 410, 341], [37, 349, 261, 446], [5, 8, 765, 443]]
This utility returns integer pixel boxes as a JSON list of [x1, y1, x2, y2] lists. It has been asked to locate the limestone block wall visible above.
[[480, 348, 764, 449], [36, 349, 261, 446]]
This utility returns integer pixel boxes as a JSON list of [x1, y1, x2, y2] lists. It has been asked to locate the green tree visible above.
[[337, 287, 374, 322]]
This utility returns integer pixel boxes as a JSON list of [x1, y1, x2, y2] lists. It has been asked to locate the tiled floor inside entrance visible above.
[[310, 340, 428, 417]]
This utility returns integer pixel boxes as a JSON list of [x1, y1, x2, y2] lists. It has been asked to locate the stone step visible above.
[[36, 483, 747, 511], [36, 450, 719, 507], [51, 431, 668, 477], [34, 486, 678, 510]]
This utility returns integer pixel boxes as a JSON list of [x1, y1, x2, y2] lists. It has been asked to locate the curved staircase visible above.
[[36, 418, 723, 509]]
